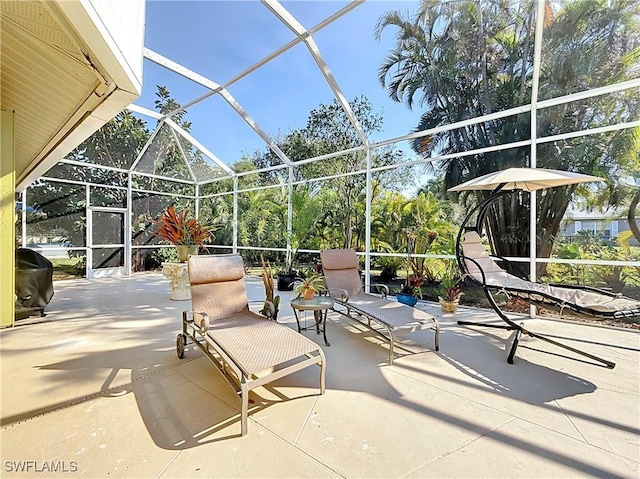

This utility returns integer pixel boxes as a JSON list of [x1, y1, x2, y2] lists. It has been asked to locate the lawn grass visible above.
[[50, 257, 85, 280]]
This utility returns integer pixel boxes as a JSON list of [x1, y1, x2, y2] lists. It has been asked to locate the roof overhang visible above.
[[1, 0, 145, 190]]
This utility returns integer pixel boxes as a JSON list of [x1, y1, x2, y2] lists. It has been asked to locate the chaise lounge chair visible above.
[[457, 229, 640, 369], [177, 254, 326, 435], [320, 248, 440, 365]]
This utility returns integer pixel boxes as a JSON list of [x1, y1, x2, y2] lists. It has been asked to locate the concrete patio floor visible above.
[[1, 273, 638, 478]]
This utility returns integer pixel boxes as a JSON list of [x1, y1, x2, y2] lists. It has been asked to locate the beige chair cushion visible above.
[[462, 232, 640, 313], [348, 292, 435, 329], [188, 254, 244, 284], [462, 231, 505, 279], [188, 254, 248, 321], [321, 248, 359, 270], [209, 313, 321, 375], [320, 249, 363, 297]]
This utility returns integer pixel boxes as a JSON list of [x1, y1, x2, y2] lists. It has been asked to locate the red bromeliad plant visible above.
[[440, 283, 463, 302], [400, 274, 423, 299], [151, 206, 212, 246], [439, 260, 464, 302]]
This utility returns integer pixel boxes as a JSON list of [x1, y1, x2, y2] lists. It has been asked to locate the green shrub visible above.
[[376, 255, 404, 281]]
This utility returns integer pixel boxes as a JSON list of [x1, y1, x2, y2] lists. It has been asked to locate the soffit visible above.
[[1, 0, 144, 191], [1, 1, 105, 184]]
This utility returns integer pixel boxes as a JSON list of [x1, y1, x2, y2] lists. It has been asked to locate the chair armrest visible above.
[[327, 288, 350, 302], [366, 283, 389, 297], [183, 310, 210, 331]]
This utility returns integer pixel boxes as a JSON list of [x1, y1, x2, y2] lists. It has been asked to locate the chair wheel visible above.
[[176, 334, 186, 359]]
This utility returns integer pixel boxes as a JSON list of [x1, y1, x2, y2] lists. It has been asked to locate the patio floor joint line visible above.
[[0, 355, 202, 430], [399, 417, 518, 478]]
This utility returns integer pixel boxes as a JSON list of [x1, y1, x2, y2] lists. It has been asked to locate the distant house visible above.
[[560, 207, 639, 245]]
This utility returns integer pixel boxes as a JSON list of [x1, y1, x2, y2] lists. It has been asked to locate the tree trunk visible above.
[[629, 189, 640, 244], [481, 187, 574, 279]]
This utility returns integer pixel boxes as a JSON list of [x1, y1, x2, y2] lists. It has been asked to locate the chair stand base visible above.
[[457, 320, 517, 331], [457, 320, 616, 369], [506, 327, 523, 364]]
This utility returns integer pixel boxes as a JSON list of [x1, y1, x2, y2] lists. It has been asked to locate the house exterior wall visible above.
[[560, 216, 639, 246]]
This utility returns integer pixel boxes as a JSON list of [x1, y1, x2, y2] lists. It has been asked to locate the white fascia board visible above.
[[55, 0, 145, 96]]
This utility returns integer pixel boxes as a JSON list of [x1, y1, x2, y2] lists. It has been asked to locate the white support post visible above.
[[21, 189, 27, 247], [364, 147, 372, 293], [126, 172, 132, 275], [85, 184, 92, 279], [233, 177, 238, 254], [528, 0, 546, 318], [287, 166, 294, 269], [195, 183, 200, 219]]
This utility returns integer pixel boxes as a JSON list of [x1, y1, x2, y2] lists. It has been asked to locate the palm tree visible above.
[[376, 0, 640, 276]]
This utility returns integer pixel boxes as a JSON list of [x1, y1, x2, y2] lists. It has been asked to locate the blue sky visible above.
[[136, 0, 424, 165]]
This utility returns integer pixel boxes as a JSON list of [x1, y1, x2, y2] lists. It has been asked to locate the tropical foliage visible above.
[[438, 260, 465, 302], [241, 96, 413, 252], [376, 0, 640, 277], [544, 231, 640, 292], [16, 2, 639, 298], [151, 206, 213, 246]]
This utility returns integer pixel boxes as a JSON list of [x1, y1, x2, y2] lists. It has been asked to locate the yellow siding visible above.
[[1, 110, 15, 327]]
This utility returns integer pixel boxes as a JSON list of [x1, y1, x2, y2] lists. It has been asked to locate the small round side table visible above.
[[290, 296, 334, 346]]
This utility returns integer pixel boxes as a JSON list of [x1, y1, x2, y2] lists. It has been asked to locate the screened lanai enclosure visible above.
[[15, 1, 640, 303]]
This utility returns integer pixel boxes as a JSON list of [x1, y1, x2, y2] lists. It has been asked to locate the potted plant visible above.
[[396, 251, 423, 307], [260, 255, 280, 321], [438, 261, 464, 313], [277, 262, 300, 292], [293, 274, 326, 300], [396, 275, 422, 307], [151, 206, 212, 262]]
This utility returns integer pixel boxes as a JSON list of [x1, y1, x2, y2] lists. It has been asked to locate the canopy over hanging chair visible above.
[[449, 167, 640, 369]]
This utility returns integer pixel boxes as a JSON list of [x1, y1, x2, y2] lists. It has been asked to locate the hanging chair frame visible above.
[[454, 185, 624, 369]]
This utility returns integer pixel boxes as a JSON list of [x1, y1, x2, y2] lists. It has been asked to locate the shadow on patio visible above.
[[1, 273, 638, 478]]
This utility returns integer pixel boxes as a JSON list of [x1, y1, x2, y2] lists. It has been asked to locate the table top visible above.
[[290, 296, 334, 311]]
